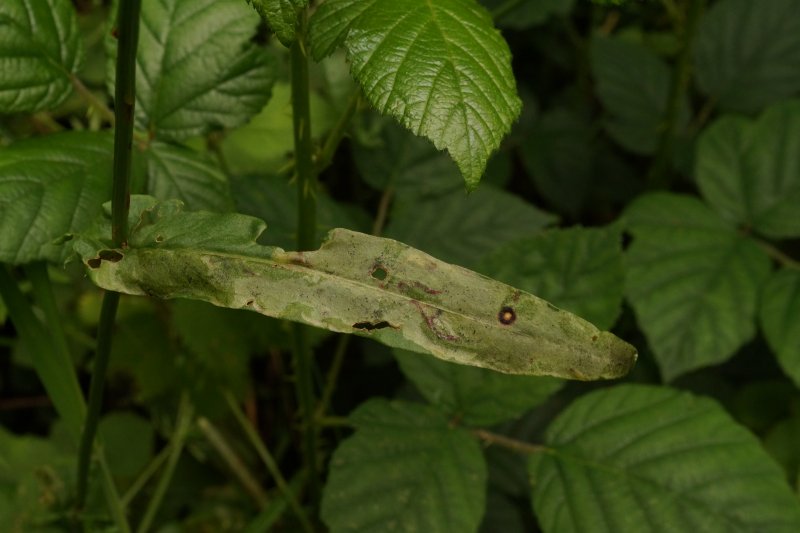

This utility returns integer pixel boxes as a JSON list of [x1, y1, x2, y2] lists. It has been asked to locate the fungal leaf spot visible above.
[[498, 306, 516, 325]]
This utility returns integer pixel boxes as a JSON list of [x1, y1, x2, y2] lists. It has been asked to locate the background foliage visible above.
[[1, 0, 800, 531]]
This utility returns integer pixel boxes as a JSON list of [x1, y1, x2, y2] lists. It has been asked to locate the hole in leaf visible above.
[[87, 258, 101, 269], [371, 266, 388, 281], [352, 321, 393, 331], [99, 249, 123, 262]]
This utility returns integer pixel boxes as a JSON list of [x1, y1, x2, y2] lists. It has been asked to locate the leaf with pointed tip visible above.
[[74, 197, 636, 380], [321, 399, 487, 532], [0, 0, 83, 113], [245, 0, 308, 46], [309, 0, 522, 189], [530, 384, 800, 533], [0, 132, 112, 265]]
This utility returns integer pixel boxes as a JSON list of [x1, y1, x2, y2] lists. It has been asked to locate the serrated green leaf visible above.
[[107, 0, 276, 141], [146, 141, 234, 212], [395, 349, 562, 427], [696, 101, 800, 238], [760, 269, 800, 388], [245, 0, 307, 46], [529, 384, 800, 533], [478, 226, 624, 330], [0, 0, 83, 113], [386, 186, 556, 268], [321, 399, 487, 532], [590, 36, 689, 155], [694, 0, 800, 114], [309, 0, 522, 188], [624, 193, 771, 381], [0, 131, 112, 264], [75, 197, 636, 380]]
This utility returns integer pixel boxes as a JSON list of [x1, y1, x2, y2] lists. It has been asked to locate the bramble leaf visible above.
[[624, 193, 771, 381], [760, 269, 800, 388], [0, 0, 83, 113], [321, 399, 487, 532], [245, 0, 308, 46], [0, 132, 112, 264], [309, 0, 522, 189], [696, 101, 800, 239], [74, 197, 636, 380], [529, 384, 800, 532]]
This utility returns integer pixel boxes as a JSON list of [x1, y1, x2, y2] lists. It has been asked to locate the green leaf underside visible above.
[[0, 131, 113, 264], [107, 0, 276, 141], [696, 100, 800, 239], [529, 384, 800, 533], [590, 36, 688, 155], [624, 193, 771, 381], [760, 269, 800, 388], [694, 0, 800, 114], [145, 141, 234, 212], [245, 0, 308, 46], [0, 0, 83, 113], [479, 226, 625, 331], [321, 399, 487, 532], [75, 197, 637, 380], [309, 0, 522, 189], [395, 349, 563, 426]]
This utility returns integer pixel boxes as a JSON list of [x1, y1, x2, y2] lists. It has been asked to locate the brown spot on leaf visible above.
[[498, 306, 516, 325]]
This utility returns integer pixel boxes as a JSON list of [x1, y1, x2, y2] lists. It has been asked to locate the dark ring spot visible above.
[[498, 306, 516, 325]]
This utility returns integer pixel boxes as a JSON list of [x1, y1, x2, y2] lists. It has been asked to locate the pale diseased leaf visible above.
[[479, 226, 625, 331], [760, 269, 800, 388], [321, 399, 487, 532], [309, 0, 522, 189], [624, 193, 771, 381], [529, 384, 800, 533], [0, 0, 83, 113], [246, 0, 307, 46], [395, 348, 562, 426], [694, 0, 800, 114], [696, 101, 800, 238], [387, 185, 556, 268], [0, 132, 112, 264], [75, 197, 637, 380], [590, 36, 689, 155], [146, 141, 234, 212], [107, 0, 276, 141]]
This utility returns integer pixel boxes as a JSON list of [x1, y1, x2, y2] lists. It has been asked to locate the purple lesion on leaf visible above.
[[411, 301, 459, 342], [397, 280, 442, 295]]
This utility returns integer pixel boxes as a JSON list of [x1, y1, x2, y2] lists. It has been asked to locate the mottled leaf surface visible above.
[[107, 0, 276, 140], [321, 399, 487, 532], [0, 132, 112, 264], [309, 0, 521, 188], [246, 0, 307, 46], [529, 384, 800, 533], [760, 269, 800, 388], [694, 0, 800, 114], [0, 0, 83, 113], [696, 101, 800, 238], [624, 193, 771, 381], [75, 197, 636, 380]]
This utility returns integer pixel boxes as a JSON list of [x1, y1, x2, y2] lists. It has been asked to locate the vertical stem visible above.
[[76, 0, 142, 513], [647, 0, 705, 189], [290, 7, 320, 504]]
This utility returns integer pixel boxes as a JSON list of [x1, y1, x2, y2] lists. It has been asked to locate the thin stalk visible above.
[[226, 393, 314, 533], [136, 394, 193, 533], [121, 444, 172, 508], [315, 89, 360, 175], [314, 335, 350, 422], [77, 0, 142, 513], [70, 74, 116, 125], [243, 471, 308, 533], [198, 417, 270, 509], [647, 0, 705, 189], [470, 428, 548, 455], [290, 7, 321, 504], [752, 237, 800, 270]]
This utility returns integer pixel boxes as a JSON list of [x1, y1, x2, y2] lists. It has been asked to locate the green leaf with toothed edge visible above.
[[309, 0, 522, 189], [74, 196, 636, 380], [245, 0, 308, 46]]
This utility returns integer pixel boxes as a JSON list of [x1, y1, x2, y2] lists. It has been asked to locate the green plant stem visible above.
[[136, 394, 193, 533], [243, 471, 308, 533], [752, 237, 800, 270], [198, 417, 270, 509], [290, 7, 321, 506], [469, 428, 548, 455], [70, 74, 116, 126], [76, 290, 120, 508], [226, 393, 314, 533], [121, 444, 172, 508], [316, 89, 360, 174], [77, 0, 142, 515], [647, 0, 705, 189], [314, 335, 350, 423]]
